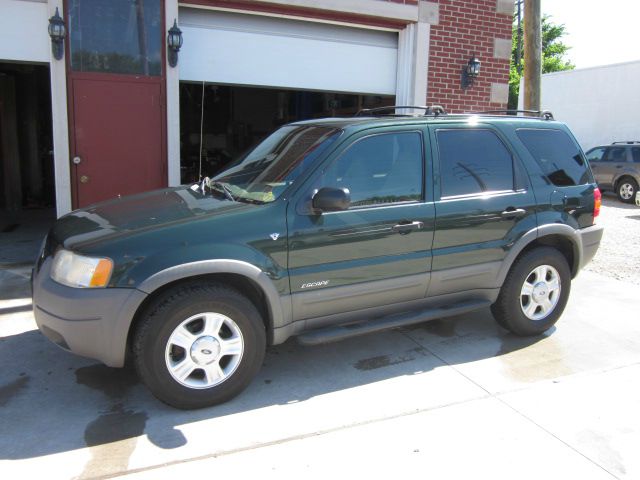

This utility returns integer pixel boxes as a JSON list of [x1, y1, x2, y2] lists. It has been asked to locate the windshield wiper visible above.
[[210, 181, 235, 202]]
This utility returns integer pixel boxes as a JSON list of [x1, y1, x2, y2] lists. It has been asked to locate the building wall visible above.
[[0, 0, 50, 63], [519, 61, 640, 151], [426, 0, 513, 113]]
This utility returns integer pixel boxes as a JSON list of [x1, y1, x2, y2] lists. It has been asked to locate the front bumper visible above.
[[32, 258, 147, 367]]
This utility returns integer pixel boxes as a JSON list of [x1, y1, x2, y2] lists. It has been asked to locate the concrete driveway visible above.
[[1, 267, 639, 479]]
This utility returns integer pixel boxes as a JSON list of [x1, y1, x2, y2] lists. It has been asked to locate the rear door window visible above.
[[517, 129, 592, 186], [436, 129, 514, 198], [631, 147, 640, 163], [603, 147, 627, 163]]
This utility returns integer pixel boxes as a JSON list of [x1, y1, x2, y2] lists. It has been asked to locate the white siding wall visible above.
[[519, 61, 640, 151], [0, 0, 49, 63]]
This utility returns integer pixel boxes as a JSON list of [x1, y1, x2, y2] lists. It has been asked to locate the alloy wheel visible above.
[[165, 312, 244, 389], [520, 264, 561, 321]]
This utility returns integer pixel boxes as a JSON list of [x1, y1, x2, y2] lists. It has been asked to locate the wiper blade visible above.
[[210, 181, 235, 202]]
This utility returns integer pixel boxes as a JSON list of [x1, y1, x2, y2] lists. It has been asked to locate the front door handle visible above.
[[392, 221, 424, 234], [501, 207, 526, 218]]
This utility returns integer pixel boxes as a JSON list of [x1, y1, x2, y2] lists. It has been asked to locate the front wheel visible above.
[[133, 283, 266, 409], [617, 177, 638, 203], [491, 247, 571, 336]]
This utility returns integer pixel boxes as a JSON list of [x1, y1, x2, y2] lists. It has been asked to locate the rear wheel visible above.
[[133, 283, 266, 409], [491, 247, 571, 336], [617, 177, 638, 203]]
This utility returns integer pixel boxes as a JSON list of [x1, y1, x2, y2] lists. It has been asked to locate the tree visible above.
[[509, 15, 574, 109]]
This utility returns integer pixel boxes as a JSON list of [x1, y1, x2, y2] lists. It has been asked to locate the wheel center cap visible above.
[[532, 282, 548, 302], [190, 336, 221, 365]]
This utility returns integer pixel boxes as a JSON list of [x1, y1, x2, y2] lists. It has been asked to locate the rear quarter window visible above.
[[517, 129, 592, 186]]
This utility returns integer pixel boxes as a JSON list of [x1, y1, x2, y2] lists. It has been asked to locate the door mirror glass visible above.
[[312, 187, 351, 212]]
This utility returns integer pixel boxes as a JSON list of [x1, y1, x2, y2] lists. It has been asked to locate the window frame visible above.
[[434, 126, 518, 200]]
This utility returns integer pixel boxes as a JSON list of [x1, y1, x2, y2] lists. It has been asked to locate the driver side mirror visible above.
[[312, 187, 351, 213]]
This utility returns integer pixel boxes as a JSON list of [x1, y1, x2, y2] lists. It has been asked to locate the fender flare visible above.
[[496, 224, 582, 286], [137, 259, 289, 329]]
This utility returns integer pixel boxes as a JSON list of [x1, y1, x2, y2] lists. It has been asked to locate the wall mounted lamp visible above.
[[48, 7, 66, 61], [461, 54, 481, 89], [167, 19, 183, 68]]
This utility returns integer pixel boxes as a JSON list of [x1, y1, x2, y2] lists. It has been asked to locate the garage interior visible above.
[[0, 63, 55, 215], [0, 62, 55, 264], [179, 83, 394, 183]]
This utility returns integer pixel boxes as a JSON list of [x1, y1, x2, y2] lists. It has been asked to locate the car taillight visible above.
[[593, 187, 601, 223]]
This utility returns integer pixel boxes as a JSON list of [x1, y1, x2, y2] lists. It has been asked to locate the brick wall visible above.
[[426, 0, 513, 113]]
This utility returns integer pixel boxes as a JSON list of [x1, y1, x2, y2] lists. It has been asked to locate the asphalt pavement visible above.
[[1, 266, 639, 479]]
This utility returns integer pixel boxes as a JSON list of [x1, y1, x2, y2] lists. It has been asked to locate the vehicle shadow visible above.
[[601, 194, 639, 210], [0, 308, 548, 468]]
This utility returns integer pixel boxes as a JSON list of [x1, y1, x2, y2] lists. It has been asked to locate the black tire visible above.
[[133, 283, 266, 409], [616, 177, 638, 203], [491, 247, 571, 336]]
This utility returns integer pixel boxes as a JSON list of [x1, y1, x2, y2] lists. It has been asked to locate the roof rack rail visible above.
[[612, 141, 640, 145], [470, 109, 555, 120], [355, 105, 447, 117]]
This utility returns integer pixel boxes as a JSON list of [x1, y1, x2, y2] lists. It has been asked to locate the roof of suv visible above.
[[587, 141, 640, 151], [290, 109, 562, 131]]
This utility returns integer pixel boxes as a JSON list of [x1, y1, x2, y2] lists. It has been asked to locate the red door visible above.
[[66, 0, 166, 208]]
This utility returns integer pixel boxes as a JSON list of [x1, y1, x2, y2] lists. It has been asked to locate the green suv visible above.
[[33, 108, 603, 409]]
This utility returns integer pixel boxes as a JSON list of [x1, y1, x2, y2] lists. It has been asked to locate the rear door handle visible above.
[[501, 207, 526, 218], [392, 221, 424, 234]]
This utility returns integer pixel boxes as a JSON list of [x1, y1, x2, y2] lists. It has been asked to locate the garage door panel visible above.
[[179, 8, 398, 95]]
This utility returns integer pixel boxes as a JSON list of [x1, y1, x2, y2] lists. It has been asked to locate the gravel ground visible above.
[[583, 193, 640, 285]]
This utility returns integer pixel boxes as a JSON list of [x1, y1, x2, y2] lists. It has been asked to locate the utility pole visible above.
[[516, 0, 523, 75], [523, 0, 542, 111]]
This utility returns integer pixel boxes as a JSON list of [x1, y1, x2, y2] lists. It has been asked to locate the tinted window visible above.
[[517, 129, 591, 186], [215, 125, 340, 203], [437, 129, 514, 197], [603, 147, 627, 163], [69, 0, 163, 75], [321, 132, 423, 207], [586, 147, 605, 163], [632, 147, 640, 163]]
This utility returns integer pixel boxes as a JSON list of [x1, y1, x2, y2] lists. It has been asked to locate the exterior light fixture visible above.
[[462, 54, 481, 89], [48, 7, 66, 61], [167, 19, 183, 68]]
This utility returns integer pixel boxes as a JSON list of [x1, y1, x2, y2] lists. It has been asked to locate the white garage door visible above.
[[178, 8, 398, 95]]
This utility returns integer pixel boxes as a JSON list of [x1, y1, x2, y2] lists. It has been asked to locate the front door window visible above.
[[320, 131, 424, 207]]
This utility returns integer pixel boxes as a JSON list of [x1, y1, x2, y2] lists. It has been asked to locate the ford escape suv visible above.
[[33, 107, 603, 409], [585, 141, 640, 203]]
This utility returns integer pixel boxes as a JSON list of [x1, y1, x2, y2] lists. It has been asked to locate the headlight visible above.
[[50, 250, 113, 288]]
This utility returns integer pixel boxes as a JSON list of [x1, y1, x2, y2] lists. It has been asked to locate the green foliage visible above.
[[509, 15, 575, 109]]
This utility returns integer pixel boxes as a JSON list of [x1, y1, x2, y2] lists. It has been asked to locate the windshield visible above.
[[209, 125, 341, 203]]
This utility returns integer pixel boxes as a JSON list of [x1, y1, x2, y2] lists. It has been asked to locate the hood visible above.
[[50, 186, 255, 250]]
